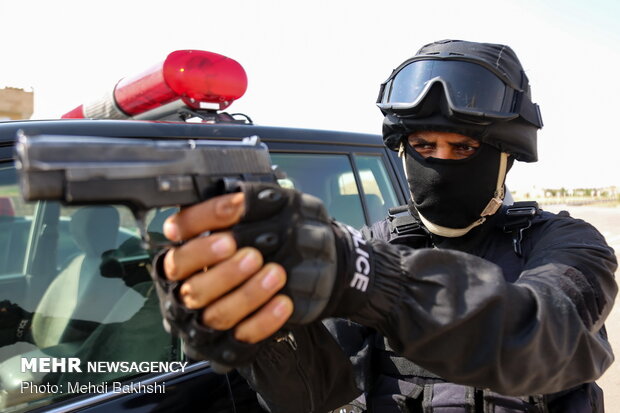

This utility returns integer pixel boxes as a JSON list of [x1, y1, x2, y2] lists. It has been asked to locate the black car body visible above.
[[0, 118, 409, 412]]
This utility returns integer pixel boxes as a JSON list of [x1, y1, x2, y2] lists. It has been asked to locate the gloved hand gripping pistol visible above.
[[14, 132, 358, 371], [14, 132, 280, 365]]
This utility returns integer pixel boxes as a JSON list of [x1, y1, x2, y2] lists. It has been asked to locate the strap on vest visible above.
[[387, 202, 539, 255], [481, 389, 545, 412], [387, 205, 432, 248], [502, 201, 540, 257], [377, 352, 443, 380]]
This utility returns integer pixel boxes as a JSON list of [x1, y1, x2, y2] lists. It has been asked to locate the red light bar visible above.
[[62, 50, 248, 119]]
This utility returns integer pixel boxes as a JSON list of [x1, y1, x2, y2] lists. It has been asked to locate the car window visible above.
[[0, 165, 178, 411], [271, 153, 365, 229], [271, 152, 399, 229], [353, 154, 400, 224], [0, 166, 33, 278]]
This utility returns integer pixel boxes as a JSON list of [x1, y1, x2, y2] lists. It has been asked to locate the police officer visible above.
[[154, 40, 618, 412]]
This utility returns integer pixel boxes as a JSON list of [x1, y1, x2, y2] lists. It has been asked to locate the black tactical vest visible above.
[[341, 203, 605, 413]]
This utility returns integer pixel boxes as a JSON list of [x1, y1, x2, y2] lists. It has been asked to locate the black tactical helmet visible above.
[[378, 40, 543, 162]]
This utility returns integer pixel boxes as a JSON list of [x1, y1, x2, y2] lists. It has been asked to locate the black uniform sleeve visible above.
[[237, 320, 372, 413], [238, 213, 616, 409], [349, 214, 617, 396]]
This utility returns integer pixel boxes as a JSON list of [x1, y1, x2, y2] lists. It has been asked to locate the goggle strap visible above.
[[514, 94, 543, 127]]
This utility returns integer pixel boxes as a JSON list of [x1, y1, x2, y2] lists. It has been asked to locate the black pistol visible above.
[[14, 131, 277, 246]]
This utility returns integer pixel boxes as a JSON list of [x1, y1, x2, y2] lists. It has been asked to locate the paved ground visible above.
[[543, 204, 620, 408]]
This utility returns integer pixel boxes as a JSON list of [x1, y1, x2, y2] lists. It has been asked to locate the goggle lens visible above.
[[379, 60, 511, 115]]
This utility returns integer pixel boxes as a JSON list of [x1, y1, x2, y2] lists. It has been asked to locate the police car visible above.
[[0, 50, 409, 412]]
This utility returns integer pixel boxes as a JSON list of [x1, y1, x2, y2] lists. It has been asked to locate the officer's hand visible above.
[[151, 182, 367, 368], [162, 192, 294, 344]]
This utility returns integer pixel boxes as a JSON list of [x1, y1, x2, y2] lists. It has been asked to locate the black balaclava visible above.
[[403, 139, 511, 237]]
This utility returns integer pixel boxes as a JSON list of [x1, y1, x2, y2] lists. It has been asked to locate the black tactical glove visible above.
[[233, 182, 383, 320], [151, 182, 376, 369], [0, 300, 33, 346]]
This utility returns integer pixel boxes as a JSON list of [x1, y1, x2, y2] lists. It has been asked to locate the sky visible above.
[[1, 0, 619, 190]]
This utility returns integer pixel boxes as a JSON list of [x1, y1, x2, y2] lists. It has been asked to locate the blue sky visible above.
[[1, 0, 619, 189]]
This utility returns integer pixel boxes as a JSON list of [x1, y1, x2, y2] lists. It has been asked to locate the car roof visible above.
[[0, 119, 383, 148]]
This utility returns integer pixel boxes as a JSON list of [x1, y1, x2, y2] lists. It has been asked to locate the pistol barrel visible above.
[[15, 133, 274, 211]]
